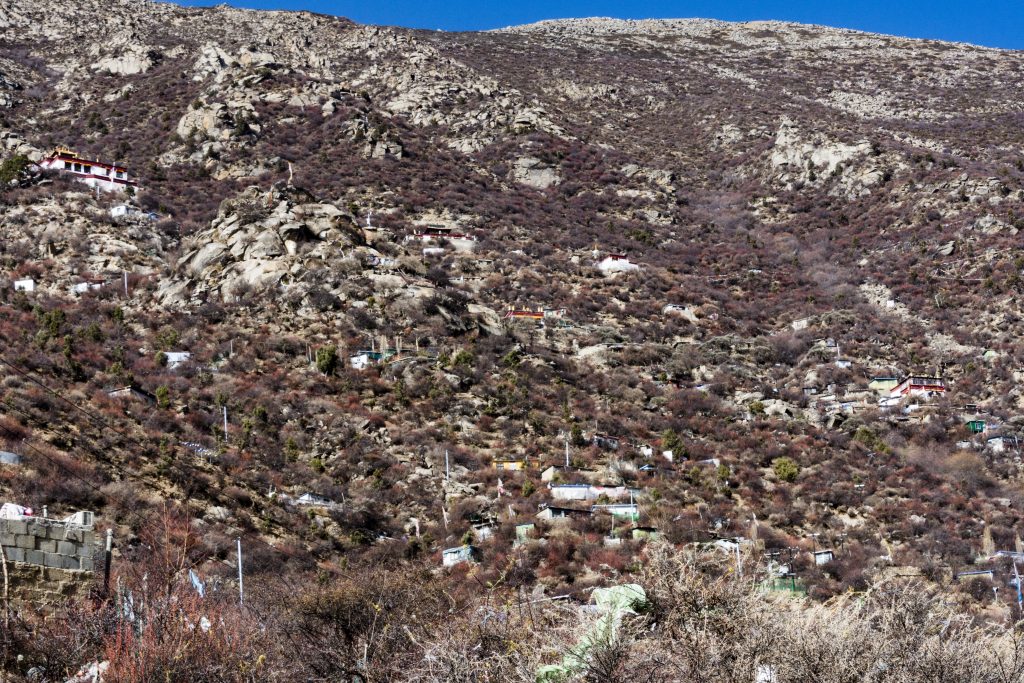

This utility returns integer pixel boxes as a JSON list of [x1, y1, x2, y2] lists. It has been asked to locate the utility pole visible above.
[[103, 529, 113, 597], [236, 538, 244, 606], [222, 406, 228, 441], [445, 450, 450, 481], [123, 271, 128, 298], [1015, 562, 1023, 616]]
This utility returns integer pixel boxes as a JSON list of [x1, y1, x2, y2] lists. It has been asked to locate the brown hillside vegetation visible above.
[[0, 0, 1024, 677]]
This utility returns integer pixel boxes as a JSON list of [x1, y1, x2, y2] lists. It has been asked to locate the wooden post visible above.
[[0, 540, 9, 630]]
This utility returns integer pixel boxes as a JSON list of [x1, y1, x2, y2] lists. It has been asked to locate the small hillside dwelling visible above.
[[813, 550, 835, 565], [493, 458, 527, 472], [514, 523, 536, 545], [889, 376, 947, 400], [791, 317, 810, 331], [13, 278, 34, 292], [442, 545, 478, 567], [598, 254, 640, 273], [407, 226, 478, 252], [549, 483, 635, 501], [71, 281, 103, 295], [592, 433, 620, 450], [541, 465, 596, 483], [111, 204, 157, 221], [350, 353, 374, 370], [164, 351, 192, 370], [350, 348, 398, 370], [0, 451, 22, 466], [295, 493, 334, 508], [835, 359, 853, 369], [549, 484, 591, 501], [987, 435, 1018, 453], [591, 503, 640, 521], [710, 538, 752, 554], [106, 385, 156, 404], [110, 204, 138, 219], [39, 147, 138, 193], [536, 506, 591, 522], [472, 523, 496, 542], [955, 569, 995, 582], [588, 484, 636, 500], [967, 420, 987, 434]]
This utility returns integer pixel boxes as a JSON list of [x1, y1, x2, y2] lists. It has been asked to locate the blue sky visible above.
[[170, 0, 1024, 50]]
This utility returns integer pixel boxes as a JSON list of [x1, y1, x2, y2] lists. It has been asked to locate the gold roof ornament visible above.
[[53, 146, 82, 159]]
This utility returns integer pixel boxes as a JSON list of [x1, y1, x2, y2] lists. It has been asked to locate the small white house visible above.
[[71, 281, 103, 295], [591, 503, 639, 520], [13, 278, 34, 292], [987, 436, 1017, 453], [813, 550, 835, 565], [442, 545, 478, 567], [598, 255, 640, 274], [791, 317, 810, 331], [294, 493, 335, 508], [111, 204, 139, 219], [549, 484, 591, 501], [164, 351, 192, 370], [0, 451, 22, 466], [350, 353, 372, 370]]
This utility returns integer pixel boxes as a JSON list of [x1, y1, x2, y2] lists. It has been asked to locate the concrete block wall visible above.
[[0, 516, 97, 572]]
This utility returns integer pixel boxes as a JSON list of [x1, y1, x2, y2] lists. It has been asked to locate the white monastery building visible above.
[[38, 147, 139, 193]]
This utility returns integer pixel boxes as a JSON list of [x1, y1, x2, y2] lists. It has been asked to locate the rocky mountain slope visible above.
[[2, 0, 1024, 641]]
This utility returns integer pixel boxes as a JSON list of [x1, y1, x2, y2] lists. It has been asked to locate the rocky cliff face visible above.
[[1, 0, 1024, 608]]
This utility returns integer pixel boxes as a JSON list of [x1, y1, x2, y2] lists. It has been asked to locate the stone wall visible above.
[[0, 516, 99, 609], [0, 517, 97, 571]]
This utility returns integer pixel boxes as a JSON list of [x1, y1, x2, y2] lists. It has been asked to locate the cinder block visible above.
[[4, 521, 27, 535], [37, 540, 57, 554], [5, 547, 24, 563], [42, 553, 63, 569], [79, 556, 94, 572], [0, 533, 16, 546], [15, 535, 34, 550], [56, 541, 76, 556], [24, 550, 44, 566], [59, 555, 79, 570]]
